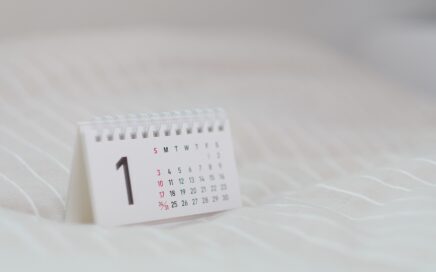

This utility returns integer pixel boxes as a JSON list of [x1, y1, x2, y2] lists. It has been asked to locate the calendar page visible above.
[[73, 109, 241, 226]]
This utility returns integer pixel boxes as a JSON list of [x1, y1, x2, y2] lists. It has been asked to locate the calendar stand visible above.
[[65, 136, 93, 223], [65, 109, 241, 226]]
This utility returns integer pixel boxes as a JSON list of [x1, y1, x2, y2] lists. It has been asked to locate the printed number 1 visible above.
[[116, 156, 134, 205]]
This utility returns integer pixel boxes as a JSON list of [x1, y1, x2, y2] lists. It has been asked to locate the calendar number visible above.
[[116, 156, 134, 205]]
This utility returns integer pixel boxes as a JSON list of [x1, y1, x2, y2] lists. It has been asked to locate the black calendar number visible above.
[[179, 177, 185, 185], [116, 156, 134, 205]]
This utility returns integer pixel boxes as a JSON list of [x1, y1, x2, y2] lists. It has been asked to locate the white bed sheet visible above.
[[0, 28, 435, 271]]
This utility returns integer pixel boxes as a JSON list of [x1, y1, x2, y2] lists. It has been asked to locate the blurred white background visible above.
[[1, 0, 435, 93]]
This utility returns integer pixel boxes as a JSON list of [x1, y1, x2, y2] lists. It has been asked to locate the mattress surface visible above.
[[0, 28, 435, 271]]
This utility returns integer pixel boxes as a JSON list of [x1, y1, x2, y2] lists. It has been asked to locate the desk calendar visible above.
[[65, 108, 241, 227]]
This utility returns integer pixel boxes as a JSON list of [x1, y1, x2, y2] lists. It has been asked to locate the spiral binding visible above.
[[79, 108, 227, 142]]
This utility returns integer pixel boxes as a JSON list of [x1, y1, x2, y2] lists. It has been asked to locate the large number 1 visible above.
[[116, 156, 134, 205]]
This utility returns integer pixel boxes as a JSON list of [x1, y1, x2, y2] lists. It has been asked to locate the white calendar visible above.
[[65, 108, 241, 227]]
